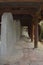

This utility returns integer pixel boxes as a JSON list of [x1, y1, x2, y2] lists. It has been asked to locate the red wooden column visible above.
[[33, 8, 41, 48], [34, 22, 38, 48]]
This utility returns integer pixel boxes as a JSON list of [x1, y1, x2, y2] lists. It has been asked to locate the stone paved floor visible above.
[[8, 48, 43, 65], [1, 37, 43, 65]]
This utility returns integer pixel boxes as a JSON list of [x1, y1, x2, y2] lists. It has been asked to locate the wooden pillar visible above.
[[31, 24, 34, 42], [33, 8, 41, 48], [34, 22, 38, 48]]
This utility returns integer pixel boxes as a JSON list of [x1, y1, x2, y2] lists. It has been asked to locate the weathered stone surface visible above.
[[0, 12, 22, 64]]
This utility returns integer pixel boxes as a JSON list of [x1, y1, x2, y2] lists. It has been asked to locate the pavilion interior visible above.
[[0, 2, 43, 64]]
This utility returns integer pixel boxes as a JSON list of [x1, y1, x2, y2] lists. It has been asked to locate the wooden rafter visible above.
[[0, 2, 42, 19], [0, 0, 42, 2]]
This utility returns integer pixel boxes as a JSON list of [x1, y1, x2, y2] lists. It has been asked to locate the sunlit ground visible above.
[[38, 41, 43, 49], [0, 29, 43, 64], [0, 37, 43, 65], [22, 29, 43, 50]]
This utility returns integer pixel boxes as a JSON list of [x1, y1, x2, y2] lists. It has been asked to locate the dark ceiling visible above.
[[0, 2, 43, 24]]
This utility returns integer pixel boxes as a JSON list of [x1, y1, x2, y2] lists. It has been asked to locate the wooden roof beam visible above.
[[0, 9, 35, 16], [0, 0, 42, 2]]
